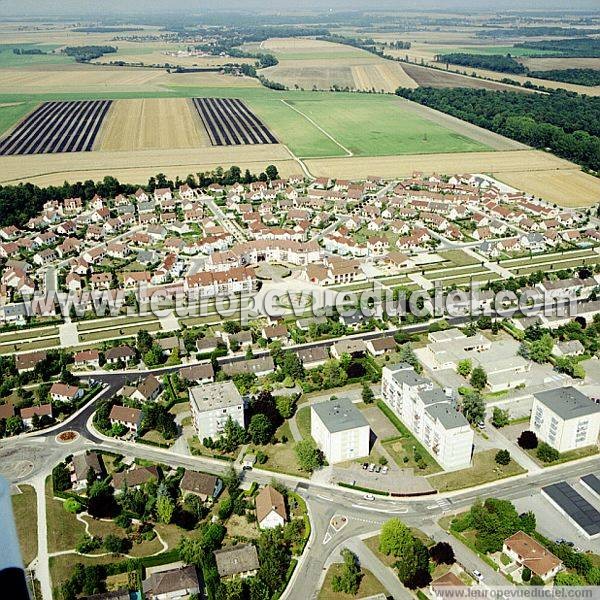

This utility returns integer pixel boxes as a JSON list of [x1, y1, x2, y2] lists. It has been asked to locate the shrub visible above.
[[495, 449, 511, 465], [517, 430, 538, 450], [64, 498, 83, 514], [536, 442, 560, 463], [522, 566, 531, 582]]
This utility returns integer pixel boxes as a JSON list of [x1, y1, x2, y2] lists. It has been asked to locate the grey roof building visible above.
[[534, 387, 600, 420], [312, 398, 368, 434]]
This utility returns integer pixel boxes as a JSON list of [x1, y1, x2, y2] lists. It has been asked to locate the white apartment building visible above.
[[311, 398, 370, 464], [382, 363, 474, 471], [189, 381, 245, 440], [530, 387, 600, 453]]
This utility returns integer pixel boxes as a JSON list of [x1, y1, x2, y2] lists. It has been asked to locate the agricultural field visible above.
[[96, 98, 210, 151], [260, 37, 417, 93], [192, 97, 278, 146], [0, 99, 112, 155], [495, 169, 600, 207], [400, 62, 529, 92], [520, 57, 600, 71], [0, 101, 38, 135]]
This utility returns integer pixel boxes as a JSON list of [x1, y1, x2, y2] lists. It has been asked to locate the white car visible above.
[[472, 570, 484, 582], [363, 493, 375, 501]]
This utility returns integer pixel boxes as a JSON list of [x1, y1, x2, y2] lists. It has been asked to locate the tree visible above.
[[396, 537, 431, 589], [518, 430, 538, 450], [156, 493, 175, 524], [281, 352, 304, 380], [536, 442, 560, 463], [219, 416, 246, 452], [361, 382, 374, 404], [256, 527, 291, 596], [461, 389, 485, 424], [87, 480, 117, 518], [265, 165, 279, 180], [469, 498, 521, 554], [522, 566, 531, 582], [6, 415, 23, 436], [491, 407, 509, 428], [332, 548, 362, 595], [530, 575, 545, 586], [249, 413, 274, 445], [470, 366, 488, 390], [518, 511, 536, 534], [294, 439, 323, 472], [64, 498, 83, 514], [457, 359, 472, 377], [495, 449, 511, 465], [52, 462, 71, 492], [554, 572, 587, 586], [526, 334, 554, 363], [429, 541, 455, 565], [379, 518, 412, 557], [275, 395, 296, 419], [103, 534, 127, 554]]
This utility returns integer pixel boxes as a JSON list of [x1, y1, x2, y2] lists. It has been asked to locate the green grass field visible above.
[[0, 86, 492, 159], [0, 43, 70, 68], [0, 101, 39, 135]]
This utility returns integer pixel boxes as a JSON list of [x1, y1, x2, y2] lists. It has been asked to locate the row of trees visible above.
[[436, 53, 527, 74], [530, 68, 600, 87], [395, 87, 600, 173], [0, 163, 280, 228]]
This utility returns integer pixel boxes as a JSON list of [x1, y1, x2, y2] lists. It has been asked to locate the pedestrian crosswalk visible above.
[[428, 497, 451, 510]]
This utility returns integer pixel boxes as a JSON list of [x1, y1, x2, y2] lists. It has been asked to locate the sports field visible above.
[[96, 98, 211, 151]]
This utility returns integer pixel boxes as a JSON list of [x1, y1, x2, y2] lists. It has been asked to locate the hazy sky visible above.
[[2, 0, 599, 18]]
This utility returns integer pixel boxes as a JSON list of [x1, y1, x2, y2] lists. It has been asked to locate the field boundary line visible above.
[[279, 98, 353, 157], [281, 143, 314, 179]]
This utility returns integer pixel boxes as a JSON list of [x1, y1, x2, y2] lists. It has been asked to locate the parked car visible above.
[[362, 462, 368, 469], [368, 463, 375, 472], [477, 421, 486, 430], [375, 465, 381, 473], [382, 465, 389, 474], [363, 494, 375, 501], [472, 570, 483, 582]]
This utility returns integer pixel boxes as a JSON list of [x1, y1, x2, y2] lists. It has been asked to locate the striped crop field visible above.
[[0, 100, 112, 155], [192, 97, 277, 146]]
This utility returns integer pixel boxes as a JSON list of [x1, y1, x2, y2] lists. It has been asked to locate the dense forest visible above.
[[514, 37, 600, 57], [62, 45, 118, 62], [435, 52, 527, 73], [395, 87, 600, 173], [529, 68, 600, 87]]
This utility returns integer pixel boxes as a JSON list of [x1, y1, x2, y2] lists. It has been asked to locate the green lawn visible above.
[[45, 479, 86, 553], [295, 406, 312, 440], [427, 449, 526, 492], [12, 484, 37, 566], [319, 565, 386, 600]]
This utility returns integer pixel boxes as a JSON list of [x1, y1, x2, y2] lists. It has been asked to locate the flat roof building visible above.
[[531, 387, 600, 453], [311, 398, 370, 464], [189, 381, 245, 441], [382, 363, 473, 471]]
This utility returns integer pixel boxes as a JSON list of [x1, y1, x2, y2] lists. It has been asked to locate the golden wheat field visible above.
[[0, 65, 259, 94], [520, 57, 600, 71], [495, 170, 600, 207], [0, 144, 296, 186], [350, 62, 417, 92], [306, 149, 600, 207], [96, 98, 210, 151]]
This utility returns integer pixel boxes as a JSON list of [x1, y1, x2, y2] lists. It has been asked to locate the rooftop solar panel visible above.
[[542, 481, 600, 537]]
